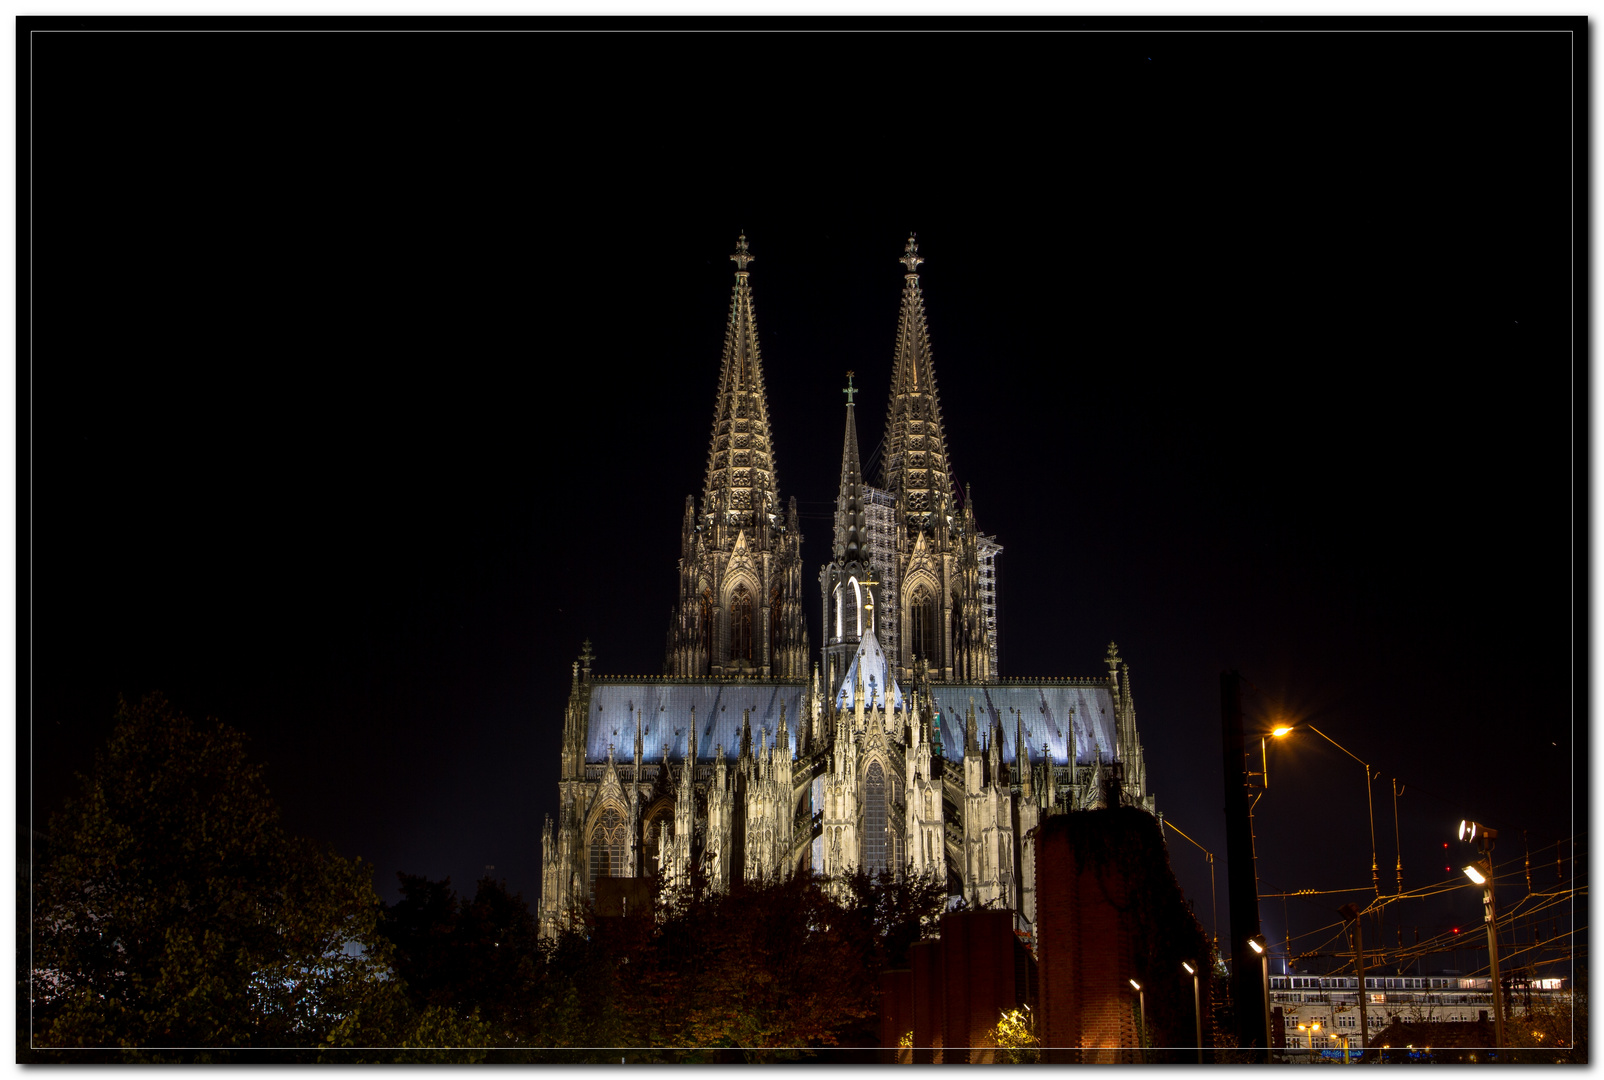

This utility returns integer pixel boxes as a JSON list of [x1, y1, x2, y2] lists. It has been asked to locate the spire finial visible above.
[[843, 370, 857, 406], [899, 234, 923, 275], [731, 234, 755, 272]]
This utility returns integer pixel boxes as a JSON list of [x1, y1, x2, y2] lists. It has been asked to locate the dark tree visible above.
[[29, 694, 488, 1062]]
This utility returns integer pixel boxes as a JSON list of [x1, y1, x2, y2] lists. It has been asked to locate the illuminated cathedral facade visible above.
[[538, 236, 1155, 939]]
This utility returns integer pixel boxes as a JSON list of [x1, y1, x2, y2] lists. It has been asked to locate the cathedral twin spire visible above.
[[668, 236, 808, 679], [882, 236, 954, 519], [669, 233, 991, 684], [701, 234, 781, 529]]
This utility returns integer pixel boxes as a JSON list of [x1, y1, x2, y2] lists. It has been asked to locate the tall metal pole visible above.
[[1340, 903, 1370, 1055], [1219, 670, 1267, 1054], [1309, 724, 1378, 897], [1480, 839, 1507, 1051]]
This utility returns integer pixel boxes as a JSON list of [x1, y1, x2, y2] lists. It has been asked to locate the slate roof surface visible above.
[[585, 680, 804, 763], [927, 683, 1119, 766], [582, 678, 1120, 768], [833, 627, 904, 712]]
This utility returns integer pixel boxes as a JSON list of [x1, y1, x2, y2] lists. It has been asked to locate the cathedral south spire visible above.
[[876, 235, 1001, 684], [666, 236, 809, 678], [882, 235, 953, 517]]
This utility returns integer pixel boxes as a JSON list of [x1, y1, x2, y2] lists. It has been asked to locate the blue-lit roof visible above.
[[834, 628, 904, 711], [585, 680, 804, 764], [927, 683, 1118, 767]]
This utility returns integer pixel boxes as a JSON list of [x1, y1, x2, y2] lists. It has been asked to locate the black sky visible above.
[[24, 22, 1582, 970]]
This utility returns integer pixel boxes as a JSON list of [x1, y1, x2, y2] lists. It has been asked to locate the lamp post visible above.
[[1458, 820, 1506, 1051], [1247, 934, 1272, 1063], [1338, 903, 1370, 1055], [1182, 961, 1202, 1064], [1129, 979, 1146, 1063], [1298, 723, 1380, 896], [1295, 1020, 1321, 1060]]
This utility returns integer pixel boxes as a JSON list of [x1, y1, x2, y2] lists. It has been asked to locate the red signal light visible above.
[[1452, 927, 1460, 934]]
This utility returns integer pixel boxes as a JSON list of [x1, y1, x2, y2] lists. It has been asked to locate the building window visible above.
[[700, 591, 713, 668], [769, 584, 782, 664], [587, 806, 627, 898], [865, 761, 887, 877], [730, 586, 754, 663], [910, 586, 939, 666]]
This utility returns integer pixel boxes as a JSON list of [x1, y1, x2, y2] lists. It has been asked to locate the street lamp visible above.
[[1182, 960, 1202, 1064], [1129, 979, 1146, 1063], [1457, 820, 1505, 1050], [1247, 934, 1271, 1062], [1281, 723, 1381, 896], [1296, 1020, 1321, 1058], [1249, 724, 1293, 789]]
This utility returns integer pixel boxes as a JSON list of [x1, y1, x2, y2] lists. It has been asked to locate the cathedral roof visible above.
[[927, 683, 1119, 767], [701, 235, 781, 525], [834, 626, 903, 711], [584, 679, 803, 764]]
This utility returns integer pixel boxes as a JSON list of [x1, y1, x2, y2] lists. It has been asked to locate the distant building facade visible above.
[[1270, 973, 1571, 1053], [539, 236, 1155, 938]]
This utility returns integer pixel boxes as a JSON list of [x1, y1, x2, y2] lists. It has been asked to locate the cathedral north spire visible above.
[[702, 234, 779, 516], [667, 236, 809, 679]]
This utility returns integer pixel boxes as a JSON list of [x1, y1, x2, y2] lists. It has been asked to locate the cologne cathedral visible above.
[[538, 236, 1155, 938]]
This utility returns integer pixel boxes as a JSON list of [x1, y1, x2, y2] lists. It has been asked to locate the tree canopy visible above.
[[28, 694, 486, 1062]]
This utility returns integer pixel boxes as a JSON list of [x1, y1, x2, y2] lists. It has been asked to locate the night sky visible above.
[[25, 23, 1581, 975]]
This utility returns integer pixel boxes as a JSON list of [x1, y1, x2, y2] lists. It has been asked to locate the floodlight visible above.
[[1129, 979, 1142, 991], [1247, 934, 1267, 955], [1271, 726, 1293, 737], [1182, 961, 1196, 975], [1463, 863, 1487, 885]]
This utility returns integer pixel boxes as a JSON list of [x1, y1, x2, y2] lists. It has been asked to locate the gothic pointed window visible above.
[[865, 761, 887, 878], [730, 585, 754, 663], [910, 585, 939, 668], [833, 584, 843, 640], [699, 591, 714, 670], [841, 578, 860, 642], [587, 806, 627, 899], [769, 585, 782, 666]]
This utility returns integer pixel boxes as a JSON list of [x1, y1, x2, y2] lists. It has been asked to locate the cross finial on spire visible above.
[[731, 234, 755, 272], [1105, 641, 1121, 678], [843, 371, 857, 406], [899, 234, 923, 274]]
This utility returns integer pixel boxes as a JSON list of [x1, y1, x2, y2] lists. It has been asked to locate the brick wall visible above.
[[1036, 808, 1210, 1064]]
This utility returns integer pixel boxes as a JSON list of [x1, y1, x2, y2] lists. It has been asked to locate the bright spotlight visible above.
[[1129, 979, 1142, 991], [1247, 935, 1267, 955], [1463, 864, 1487, 885], [1182, 961, 1196, 975], [1271, 726, 1293, 737]]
